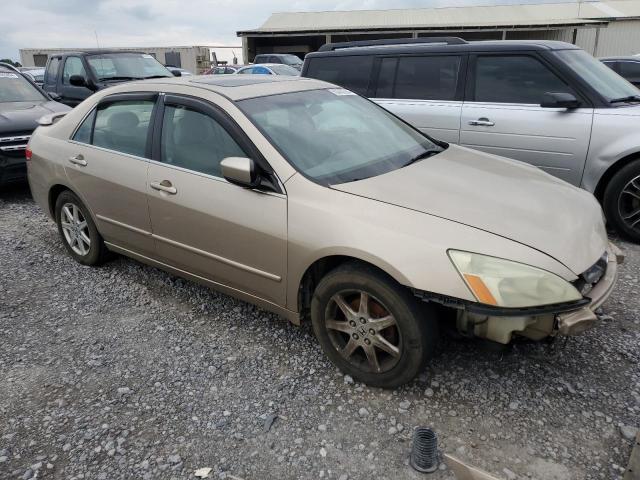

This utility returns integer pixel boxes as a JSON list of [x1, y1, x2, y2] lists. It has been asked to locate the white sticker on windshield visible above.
[[142, 54, 153, 59], [0, 72, 19, 78], [328, 88, 356, 96]]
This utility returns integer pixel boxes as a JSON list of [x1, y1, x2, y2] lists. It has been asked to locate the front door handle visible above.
[[468, 117, 495, 127], [68, 154, 87, 166], [150, 180, 177, 195]]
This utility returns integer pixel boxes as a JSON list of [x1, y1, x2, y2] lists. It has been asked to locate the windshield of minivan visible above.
[[87, 53, 172, 80], [0, 72, 47, 103], [554, 49, 640, 102], [239, 89, 442, 184]]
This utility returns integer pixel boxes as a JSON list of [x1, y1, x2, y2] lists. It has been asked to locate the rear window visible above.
[[305, 56, 374, 95]]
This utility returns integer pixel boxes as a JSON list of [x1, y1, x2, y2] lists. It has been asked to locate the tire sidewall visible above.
[[311, 265, 437, 388], [55, 191, 103, 266], [603, 160, 640, 243]]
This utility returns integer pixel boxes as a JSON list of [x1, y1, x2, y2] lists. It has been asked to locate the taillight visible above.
[[25, 147, 32, 161]]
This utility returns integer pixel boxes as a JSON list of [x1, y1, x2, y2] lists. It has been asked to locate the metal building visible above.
[[237, 0, 640, 61], [19, 45, 240, 74]]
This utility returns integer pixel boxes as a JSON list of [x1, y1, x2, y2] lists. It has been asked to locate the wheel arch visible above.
[[295, 253, 411, 320], [593, 151, 640, 202]]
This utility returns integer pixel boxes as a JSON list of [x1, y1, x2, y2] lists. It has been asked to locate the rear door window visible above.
[[91, 100, 155, 157], [376, 55, 462, 100], [305, 56, 374, 95], [473, 55, 574, 104]]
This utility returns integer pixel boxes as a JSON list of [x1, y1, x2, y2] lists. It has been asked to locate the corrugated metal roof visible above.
[[238, 1, 640, 35]]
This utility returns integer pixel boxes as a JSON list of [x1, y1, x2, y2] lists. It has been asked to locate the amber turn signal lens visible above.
[[463, 273, 498, 305]]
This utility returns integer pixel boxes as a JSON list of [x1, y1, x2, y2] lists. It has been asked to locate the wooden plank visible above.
[[624, 432, 640, 480]]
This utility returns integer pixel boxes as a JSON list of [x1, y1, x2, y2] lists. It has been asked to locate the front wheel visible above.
[[603, 159, 640, 243], [311, 263, 439, 388]]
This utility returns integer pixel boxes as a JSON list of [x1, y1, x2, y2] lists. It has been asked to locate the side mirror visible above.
[[220, 157, 261, 188], [541, 92, 580, 109], [69, 74, 86, 87], [48, 92, 62, 102], [170, 68, 182, 77]]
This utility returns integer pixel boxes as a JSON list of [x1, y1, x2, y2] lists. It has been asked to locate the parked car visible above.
[[27, 75, 619, 387], [235, 64, 299, 76], [303, 38, 640, 242], [19, 67, 46, 86], [43, 50, 174, 107], [253, 53, 303, 71], [206, 65, 246, 75], [601, 56, 640, 87], [0, 62, 69, 187]]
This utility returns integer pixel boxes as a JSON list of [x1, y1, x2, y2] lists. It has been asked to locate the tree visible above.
[[0, 59, 22, 67]]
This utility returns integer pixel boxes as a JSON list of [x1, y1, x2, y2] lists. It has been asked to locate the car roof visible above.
[[305, 40, 580, 58], [600, 56, 640, 61], [50, 50, 146, 57], [115, 74, 332, 101]]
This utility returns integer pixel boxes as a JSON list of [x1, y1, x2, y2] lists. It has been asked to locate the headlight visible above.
[[448, 250, 582, 308]]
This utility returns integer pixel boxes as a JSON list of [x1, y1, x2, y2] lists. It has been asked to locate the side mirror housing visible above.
[[170, 68, 182, 77], [541, 92, 580, 109], [220, 157, 260, 188], [69, 74, 87, 87]]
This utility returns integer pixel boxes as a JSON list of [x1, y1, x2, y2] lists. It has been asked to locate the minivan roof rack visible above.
[[318, 37, 468, 52]]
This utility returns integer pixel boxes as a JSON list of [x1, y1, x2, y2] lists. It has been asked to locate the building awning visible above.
[[238, 0, 639, 36]]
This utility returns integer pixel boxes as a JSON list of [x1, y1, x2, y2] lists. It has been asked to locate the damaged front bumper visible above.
[[556, 242, 622, 336], [415, 242, 623, 344]]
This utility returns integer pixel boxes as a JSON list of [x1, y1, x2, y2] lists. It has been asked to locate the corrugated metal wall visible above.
[[577, 19, 640, 56]]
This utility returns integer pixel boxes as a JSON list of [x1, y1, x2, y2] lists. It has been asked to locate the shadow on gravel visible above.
[[0, 182, 32, 203]]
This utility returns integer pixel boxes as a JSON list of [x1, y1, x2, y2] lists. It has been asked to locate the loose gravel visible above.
[[1, 185, 639, 480]]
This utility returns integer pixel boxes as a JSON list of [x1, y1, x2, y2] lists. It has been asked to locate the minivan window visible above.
[[92, 100, 155, 157], [377, 55, 461, 100], [554, 49, 639, 102], [239, 89, 442, 185], [475, 55, 574, 104], [305, 56, 374, 95], [160, 105, 246, 178]]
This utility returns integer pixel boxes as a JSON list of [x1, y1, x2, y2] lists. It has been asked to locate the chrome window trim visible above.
[[67, 139, 149, 163]]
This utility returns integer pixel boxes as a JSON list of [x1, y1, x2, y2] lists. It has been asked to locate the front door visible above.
[[146, 94, 287, 305], [460, 53, 594, 185], [371, 54, 466, 144], [65, 93, 157, 256], [60, 56, 92, 106]]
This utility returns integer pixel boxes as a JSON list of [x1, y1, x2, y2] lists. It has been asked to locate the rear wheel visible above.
[[603, 159, 640, 243], [311, 263, 438, 388], [55, 190, 107, 266]]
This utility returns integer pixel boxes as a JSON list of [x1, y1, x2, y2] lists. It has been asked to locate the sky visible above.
[[1, 0, 576, 61]]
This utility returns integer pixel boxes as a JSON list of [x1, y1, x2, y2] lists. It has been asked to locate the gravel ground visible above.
[[1, 184, 639, 480]]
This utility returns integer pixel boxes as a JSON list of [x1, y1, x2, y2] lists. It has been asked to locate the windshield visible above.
[[281, 54, 303, 66], [0, 71, 47, 103], [87, 53, 172, 80], [270, 64, 300, 76], [239, 89, 442, 185], [554, 49, 639, 102]]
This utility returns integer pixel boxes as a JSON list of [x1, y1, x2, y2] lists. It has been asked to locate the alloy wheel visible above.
[[324, 290, 402, 373], [618, 174, 640, 233], [60, 202, 91, 256]]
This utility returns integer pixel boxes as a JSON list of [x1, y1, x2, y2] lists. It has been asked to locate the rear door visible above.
[[65, 93, 157, 256], [59, 56, 92, 106], [460, 53, 594, 185], [146, 94, 287, 305], [371, 54, 466, 143]]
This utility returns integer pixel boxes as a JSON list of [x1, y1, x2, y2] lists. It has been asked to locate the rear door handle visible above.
[[150, 180, 177, 195], [468, 118, 495, 127], [68, 154, 87, 166]]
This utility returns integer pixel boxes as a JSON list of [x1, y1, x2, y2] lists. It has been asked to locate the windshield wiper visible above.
[[609, 95, 640, 104], [403, 149, 442, 167], [141, 75, 173, 79], [98, 76, 138, 81]]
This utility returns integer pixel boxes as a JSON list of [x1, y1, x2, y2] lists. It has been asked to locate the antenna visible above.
[[94, 30, 101, 49]]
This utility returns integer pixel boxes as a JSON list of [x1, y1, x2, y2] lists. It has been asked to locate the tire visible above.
[[311, 262, 439, 388], [54, 190, 107, 266], [603, 159, 640, 243]]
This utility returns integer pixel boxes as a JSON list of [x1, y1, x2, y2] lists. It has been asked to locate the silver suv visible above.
[[303, 38, 640, 242]]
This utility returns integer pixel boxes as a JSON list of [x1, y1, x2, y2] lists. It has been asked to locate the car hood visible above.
[[0, 100, 70, 134], [332, 145, 608, 276]]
